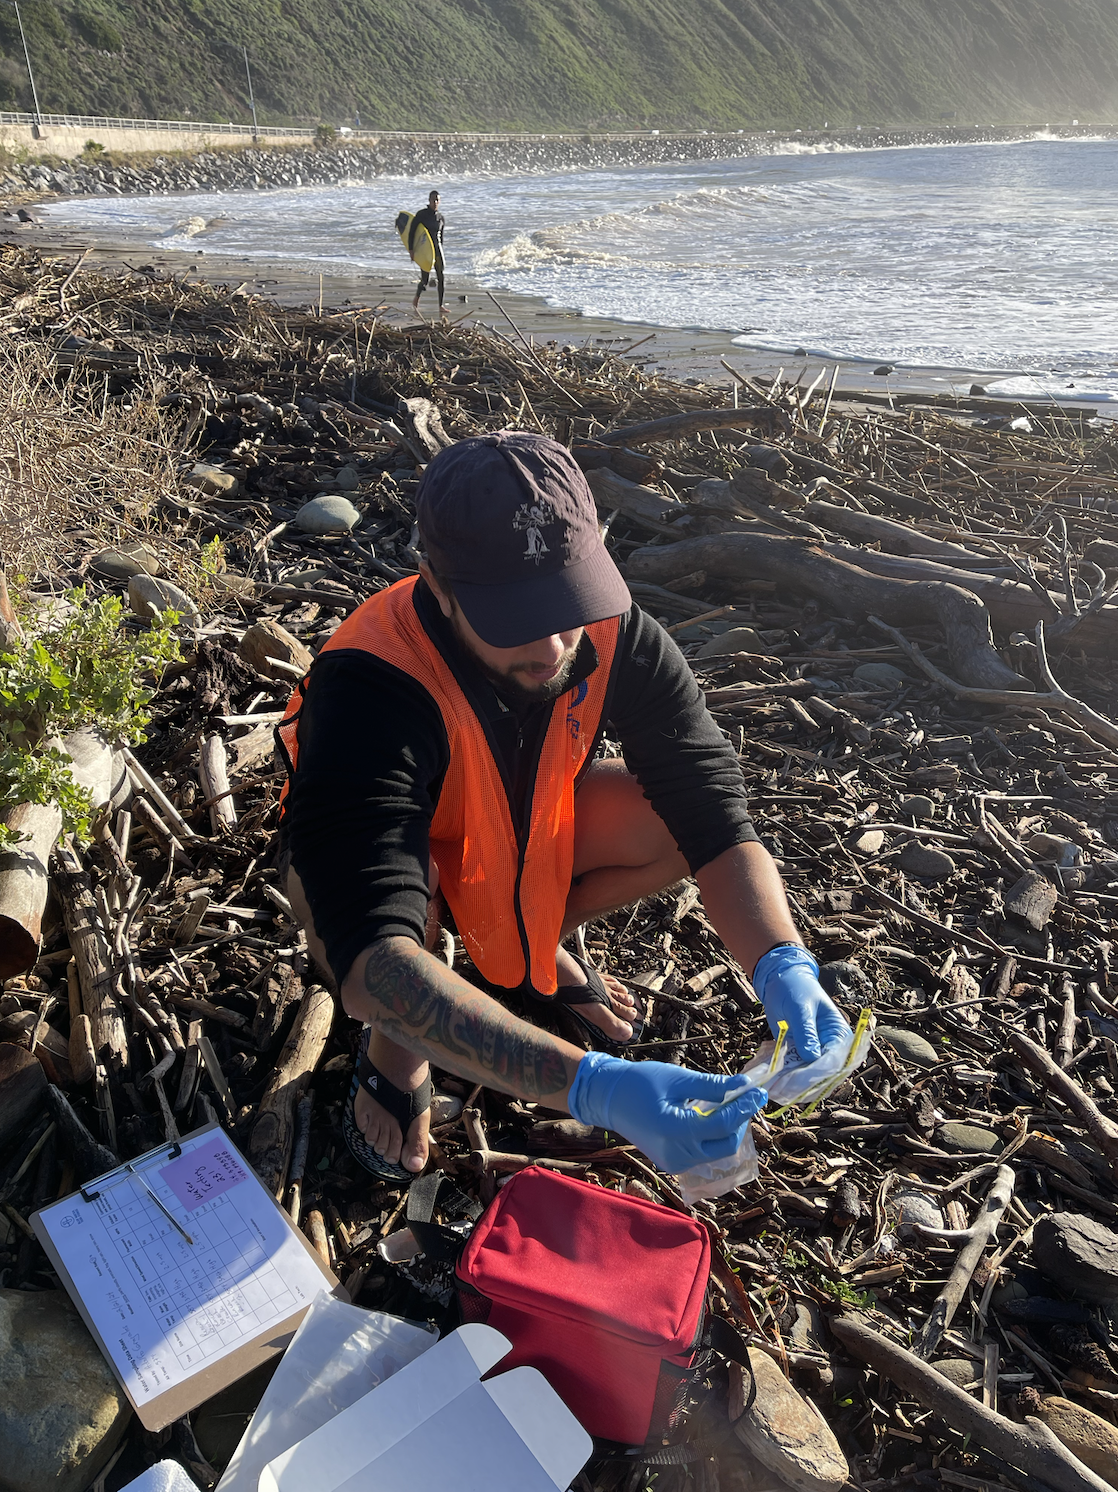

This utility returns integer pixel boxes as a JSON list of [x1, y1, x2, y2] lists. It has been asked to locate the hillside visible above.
[[2, 0, 1118, 132]]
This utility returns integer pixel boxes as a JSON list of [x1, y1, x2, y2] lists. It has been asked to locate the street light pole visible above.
[[243, 46, 258, 141], [11, 0, 43, 130]]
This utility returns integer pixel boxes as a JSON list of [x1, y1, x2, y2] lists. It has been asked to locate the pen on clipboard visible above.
[[127, 1162, 194, 1245]]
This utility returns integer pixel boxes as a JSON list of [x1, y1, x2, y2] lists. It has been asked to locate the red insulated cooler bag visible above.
[[454, 1164, 712, 1445]]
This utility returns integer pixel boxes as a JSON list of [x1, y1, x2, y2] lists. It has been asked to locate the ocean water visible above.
[[44, 135, 1118, 402]]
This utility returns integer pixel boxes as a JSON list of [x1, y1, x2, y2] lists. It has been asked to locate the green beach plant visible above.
[[0, 589, 180, 847]]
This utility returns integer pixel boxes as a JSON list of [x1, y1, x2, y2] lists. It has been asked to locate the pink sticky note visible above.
[[159, 1135, 249, 1211]]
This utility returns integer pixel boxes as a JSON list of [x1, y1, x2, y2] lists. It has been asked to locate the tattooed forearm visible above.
[[354, 936, 575, 1100]]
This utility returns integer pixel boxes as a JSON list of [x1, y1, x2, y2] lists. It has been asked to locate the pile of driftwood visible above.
[[2, 242, 1118, 1491]]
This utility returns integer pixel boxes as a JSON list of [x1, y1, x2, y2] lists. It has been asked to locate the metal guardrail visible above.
[[0, 109, 681, 143]]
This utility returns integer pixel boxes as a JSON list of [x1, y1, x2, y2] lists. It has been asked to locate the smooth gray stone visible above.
[[852, 662, 908, 688], [877, 1026, 940, 1069], [295, 494, 361, 533], [898, 795, 936, 821], [888, 1189, 944, 1237], [0, 1288, 131, 1492], [1033, 1214, 1118, 1305], [937, 1120, 1003, 1155], [734, 1345, 849, 1492], [932, 1358, 981, 1390], [850, 828, 886, 855], [127, 573, 200, 623], [334, 464, 361, 491], [898, 841, 956, 880], [695, 626, 765, 658], [90, 543, 161, 579]]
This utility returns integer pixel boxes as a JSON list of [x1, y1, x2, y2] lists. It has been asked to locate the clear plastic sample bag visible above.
[[675, 1009, 874, 1204]]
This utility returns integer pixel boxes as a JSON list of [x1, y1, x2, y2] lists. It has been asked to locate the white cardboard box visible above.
[[258, 1323, 593, 1492]]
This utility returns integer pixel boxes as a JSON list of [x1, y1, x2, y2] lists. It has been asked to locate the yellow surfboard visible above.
[[395, 211, 436, 273]]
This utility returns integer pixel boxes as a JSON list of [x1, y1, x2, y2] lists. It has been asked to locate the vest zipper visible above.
[[511, 719, 550, 991]]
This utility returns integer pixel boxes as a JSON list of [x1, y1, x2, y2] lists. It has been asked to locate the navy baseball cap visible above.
[[415, 431, 631, 647]]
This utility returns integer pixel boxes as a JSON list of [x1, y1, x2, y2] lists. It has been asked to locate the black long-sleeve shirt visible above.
[[284, 580, 758, 989]]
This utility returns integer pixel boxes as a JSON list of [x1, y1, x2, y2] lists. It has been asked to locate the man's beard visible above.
[[474, 648, 580, 707]]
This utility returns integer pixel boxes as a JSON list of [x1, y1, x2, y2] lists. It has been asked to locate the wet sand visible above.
[[0, 214, 1090, 410]]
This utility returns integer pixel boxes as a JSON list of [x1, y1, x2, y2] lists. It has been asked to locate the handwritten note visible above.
[[159, 1135, 248, 1212], [32, 1126, 332, 1418]]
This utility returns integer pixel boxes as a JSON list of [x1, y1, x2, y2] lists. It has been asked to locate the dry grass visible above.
[[0, 339, 184, 583]]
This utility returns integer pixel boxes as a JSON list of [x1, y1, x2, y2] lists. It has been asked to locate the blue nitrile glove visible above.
[[566, 1053, 768, 1174], [752, 943, 851, 1062]]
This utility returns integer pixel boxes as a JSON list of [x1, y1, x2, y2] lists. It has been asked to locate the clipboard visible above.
[[32, 1122, 340, 1431]]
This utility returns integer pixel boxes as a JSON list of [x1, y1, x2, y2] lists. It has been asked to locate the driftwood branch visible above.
[[868, 616, 1118, 750], [246, 982, 333, 1197], [1007, 1029, 1118, 1182], [914, 1163, 1015, 1359], [831, 1315, 1115, 1492], [626, 532, 1029, 690], [53, 841, 130, 1077], [597, 407, 780, 446]]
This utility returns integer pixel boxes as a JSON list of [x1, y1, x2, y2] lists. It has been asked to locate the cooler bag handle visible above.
[[406, 1170, 482, 1262]]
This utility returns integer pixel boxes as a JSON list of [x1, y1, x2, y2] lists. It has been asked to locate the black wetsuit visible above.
[[411, 205, 445, 307]]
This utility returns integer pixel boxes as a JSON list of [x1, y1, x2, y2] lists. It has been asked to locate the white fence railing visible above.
[[0, 110, 679, 143]]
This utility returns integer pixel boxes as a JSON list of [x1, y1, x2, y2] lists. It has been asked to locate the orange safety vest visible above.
[[278, 577, 620, 995]]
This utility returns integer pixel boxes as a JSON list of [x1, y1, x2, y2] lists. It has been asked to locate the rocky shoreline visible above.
[[3, 122, 1111, 204]]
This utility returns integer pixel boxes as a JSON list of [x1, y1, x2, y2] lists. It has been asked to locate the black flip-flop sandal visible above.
[[342, 1025, 434, 1183], [524, 954, 646, 1053]]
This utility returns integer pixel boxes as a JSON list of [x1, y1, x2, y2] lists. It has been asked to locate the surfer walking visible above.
[[411, 189, 447, 318]]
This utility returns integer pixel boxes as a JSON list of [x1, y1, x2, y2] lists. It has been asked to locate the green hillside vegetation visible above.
[[1, 0, 1117, 131]]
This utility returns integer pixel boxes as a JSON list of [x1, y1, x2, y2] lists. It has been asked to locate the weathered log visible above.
[[247, 982, 333, 1197], [826, 543, 1118, 650], [597, 407, 778, 446], [831, 1316, 1113, 1492], [53, 842, 130, 1077], [572, 442, 662, 484], [915, 1163, 1015, 1359], [198, 735, 237, 834], [585, 467, 685, 532], [802, 499, 1003, 567], [0, 727, 127, 978], [0, 1042, 47, 1148], [626, 533, 1029, 690]]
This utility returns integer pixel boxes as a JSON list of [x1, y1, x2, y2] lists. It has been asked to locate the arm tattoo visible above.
[[363, 940, 572, 1099]]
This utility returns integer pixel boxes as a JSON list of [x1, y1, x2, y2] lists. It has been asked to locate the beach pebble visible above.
[[295, 495, 361, 534], [90, 543, 161, 580], [1027, 833, 1081, 867], [238, 619, 313, 682], [184, 462, 240, 497], [937, 1121, 1002, 1155], [817, 961, 874, 1002], [334, 464, 361, 491], [0, 1286, 131, 1492], [127, 575, 199, 624], [898, 795, 936, 821], [888, 1190, 944, 1237], [695, 626, 765, 658], [876, 1027, 940, 1070], [1033, 1214, 1118, 1305], [850, 828, 886, 855], [1026, 1395, 1118, 1482], [732, 1348, 849, 1492], [852, 662, 907, 689], [898, 842, 956, 879]]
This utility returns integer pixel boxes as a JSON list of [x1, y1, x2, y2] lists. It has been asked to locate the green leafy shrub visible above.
[[314, 123, 336, 146], [0, 590, 180, 847]]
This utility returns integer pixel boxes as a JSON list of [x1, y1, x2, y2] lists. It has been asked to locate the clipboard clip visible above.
[[81, 1141, 183, 1203]]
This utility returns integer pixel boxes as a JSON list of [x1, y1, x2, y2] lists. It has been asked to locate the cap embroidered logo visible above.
[[512, 500, 556, 562]]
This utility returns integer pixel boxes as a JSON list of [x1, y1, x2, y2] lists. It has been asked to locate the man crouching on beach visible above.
[[275, 432, 851, 1180]]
